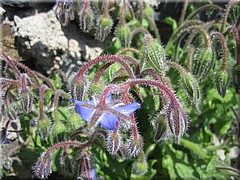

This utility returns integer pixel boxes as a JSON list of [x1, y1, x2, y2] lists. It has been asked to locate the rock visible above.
[[1, 0, 34, 8], [0, 7, 6, 23], [0, 7, 6, 16], [13, 9, 105, 74]]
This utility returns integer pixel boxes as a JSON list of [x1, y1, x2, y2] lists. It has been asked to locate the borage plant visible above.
[[1, 0, 240, 179], [35, 33, 190, 179], [0, 31, 189, 178]]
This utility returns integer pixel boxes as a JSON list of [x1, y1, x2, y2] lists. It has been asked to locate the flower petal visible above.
[[71, 98, 95, 122], [113, 102, 140, 116], [106, 93, 112, 104], [2, 140, 9, 144], [90, 169, 97, 180], [99, 113, 119, 130]]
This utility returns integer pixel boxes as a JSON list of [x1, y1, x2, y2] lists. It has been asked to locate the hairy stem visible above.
[[0, 50, 21, 77], [211, 32, 228, 70], [144, 12, 161, 43], [179, 0, 189, 25], [126, 79, 179, 106], [180, 138, 210, 161], [166, 20, 203, 49], [186, 4, 223, 21], [13, 61, 40, 87], [221, 2, 240, 33], [227, 26, 240, 64], [76, 55, 135, 80], [93, 62, 112, 82], [53, 90, 70, 123], [179, 26, 212, 48], [166, 61, 188, 75], [119, 0, 126, 27], [39, 85, 48, 120], [187, 46, 195, 73], [116, 48, 143, 57], [131, 27, 149, 38], [103, 0, 109, 18]]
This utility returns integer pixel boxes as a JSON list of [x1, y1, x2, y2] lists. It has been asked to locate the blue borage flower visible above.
[[71, 94, 140, 130], [78, 169, 97, 180], [88, 169, 97, 180]]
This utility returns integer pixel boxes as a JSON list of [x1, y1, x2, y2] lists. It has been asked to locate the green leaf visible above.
[[142, 19, 149, 29], [52, 148, 62, 172], [19, 147, 41, 165], [175, 163, 197, 179], [164, 17, 178, 32], [162, 154, 177, 179]]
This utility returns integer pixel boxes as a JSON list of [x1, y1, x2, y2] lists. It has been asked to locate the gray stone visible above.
[[0, 7, 6, 16], [13, 9, 105, 74], [1, 0, 35, 8]]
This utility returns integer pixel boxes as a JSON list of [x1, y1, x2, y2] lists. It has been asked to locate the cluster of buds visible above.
[[54, 0, 158, 44], [54, 0, 74, 26], [63, 35, 189, 177], [34, 152, 53, 179], [79, 0, 94, 33], [1, 33, 190, 178], [77, 148, 99, 180]]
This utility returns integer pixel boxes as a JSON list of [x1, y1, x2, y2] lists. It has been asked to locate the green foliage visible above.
[[1, 1, 240, 180]]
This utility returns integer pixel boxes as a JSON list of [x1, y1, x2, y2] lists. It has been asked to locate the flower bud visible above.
[[106, 130, 122, 155], [132, 157, 148, 175], [127, 133, 143, 157], [145, 35, 166, 76], [153, 112, 169, 141], [214, 70, 228, 97], [37, 117, 51, 139], [79, 5, 94, 33], [192, 48, 213, 81], [78, 150, 94, 179], [69, 75, 89, 101], [60, 152, 73, 174], [116, 25, 131, 47], [20, 88, 33, 114], [165, 104, 188, 141], [180, 72, 201, 112], [95, 15, 113, 42], [54, 0, 74, 26], [34, 152, 52, 179], [232, 63, 240, 93]]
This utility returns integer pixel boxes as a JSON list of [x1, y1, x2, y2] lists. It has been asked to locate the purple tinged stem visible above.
[[0, 50, 21, 77], [119, 0, 127, 27], [221, 2, 240, 33], [76, 55, 135, 81], [13, 60, 40, 87], [39, 85, 49, 120], [211, 32, 228, 70], [21, 74, 27, 90], [53, 90, 70, 123], [126, 79, 179, 107], [228, 26, 240, 64], [93, 55, 140, 82]]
